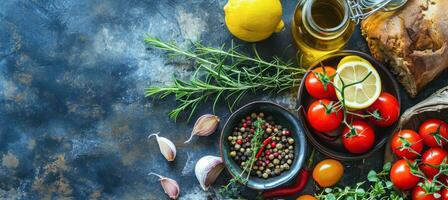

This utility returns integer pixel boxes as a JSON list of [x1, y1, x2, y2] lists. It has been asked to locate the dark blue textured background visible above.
[[0, 0, 446, 199]]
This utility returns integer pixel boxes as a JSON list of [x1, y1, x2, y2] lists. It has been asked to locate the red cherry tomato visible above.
[[442, 188, 448, 200], [307, 99, 343, 133], [366, 92, 400, 127], [305, 66, 337, 99], [342, 120, 375, 154], [391, 129, 424, 159], [419, 119, 448, 147], [420, 148, 447, 178], [390, 159, 420, 190], [412, 181, 442, 200]]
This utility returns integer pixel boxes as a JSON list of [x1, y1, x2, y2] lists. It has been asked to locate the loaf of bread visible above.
[[361, 0, 448, 97]]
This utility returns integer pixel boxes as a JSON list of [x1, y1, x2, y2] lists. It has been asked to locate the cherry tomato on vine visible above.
[[312, 159, 344, 187], [419, 119, 448, 147], [420, 148, 447, 178], [442, 188, 448, 200], [391, 129, 423, 159], [412, 181, 442, 200], [366, 92, 400, 127], [307, 99, 343, 133], [342, 120, 375, 154], [390, 159, 420, 190], [305, 66, 337, 100]]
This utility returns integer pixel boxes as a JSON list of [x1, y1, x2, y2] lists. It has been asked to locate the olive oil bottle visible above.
[[292, 0, 355, 66]]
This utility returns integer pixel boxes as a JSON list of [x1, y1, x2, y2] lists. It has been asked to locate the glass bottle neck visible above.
[[301, 0, 351, 40]]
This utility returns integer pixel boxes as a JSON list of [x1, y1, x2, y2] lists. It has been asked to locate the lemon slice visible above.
[[337, 55, 370, 68], [334, 58, 381, 109]]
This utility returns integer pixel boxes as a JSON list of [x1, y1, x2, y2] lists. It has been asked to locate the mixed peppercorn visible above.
[[227, 112, 295, 179]]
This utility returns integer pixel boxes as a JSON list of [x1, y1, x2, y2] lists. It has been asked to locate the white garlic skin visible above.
[[185, 114, 220, 143], [148, 133, 176, 161], [149, 172, 180, 199], [194, 155, 224, 191]]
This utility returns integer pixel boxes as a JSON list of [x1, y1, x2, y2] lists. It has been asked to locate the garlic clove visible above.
[[185, 114, 220, 143], [148, 133, 176, 161], [194, 155, 224, 191], [149, 172, 180, 199]]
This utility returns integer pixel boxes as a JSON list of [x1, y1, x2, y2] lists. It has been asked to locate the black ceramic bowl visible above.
[[297, 50, 401, 160], [220, 101, 308, 190]]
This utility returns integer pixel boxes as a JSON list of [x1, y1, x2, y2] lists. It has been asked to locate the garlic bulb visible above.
[[185, 114, 220, 143], [148, 133, 176, 161], [149, 172, 180, 199], [195, 155, 224, 191]]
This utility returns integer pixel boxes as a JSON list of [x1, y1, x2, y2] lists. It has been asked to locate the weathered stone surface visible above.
[[0, 0, 446, 199]]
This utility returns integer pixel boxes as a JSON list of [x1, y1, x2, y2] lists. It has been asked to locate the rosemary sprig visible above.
[[144, 37, 306, 121], [219, 119, 265, 198]]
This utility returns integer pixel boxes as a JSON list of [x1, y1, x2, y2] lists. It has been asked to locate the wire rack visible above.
[[348, 0, 407, 24]]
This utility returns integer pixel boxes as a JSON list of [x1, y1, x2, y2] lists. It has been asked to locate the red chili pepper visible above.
[[262, 149, 316, 199], [255, 136, 273, 158], [262, 168, 309, 199]]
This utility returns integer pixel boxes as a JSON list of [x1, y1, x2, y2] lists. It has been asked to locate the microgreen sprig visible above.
[[316, 162, 406, 200]]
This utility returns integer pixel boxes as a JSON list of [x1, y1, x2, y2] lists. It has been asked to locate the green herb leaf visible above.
[[367, 170, 378, 182], [383, 162, 392, 171]]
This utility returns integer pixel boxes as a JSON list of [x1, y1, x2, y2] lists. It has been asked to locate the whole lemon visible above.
[[224, 0, 284, 42]]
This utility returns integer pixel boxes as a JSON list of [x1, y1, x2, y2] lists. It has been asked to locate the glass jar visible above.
[[292, 0, 407, 66]]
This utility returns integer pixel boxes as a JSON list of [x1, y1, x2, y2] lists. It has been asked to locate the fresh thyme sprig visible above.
[[316, 162, 406, 200], [144, 37, 306, 121], [219, 119, 265, 198]]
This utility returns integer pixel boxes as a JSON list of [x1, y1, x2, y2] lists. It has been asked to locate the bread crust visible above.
[[361, 0, 448, 97]]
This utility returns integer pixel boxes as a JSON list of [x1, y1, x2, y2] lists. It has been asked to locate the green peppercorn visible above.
[[268, 155, 274, 160], [276, 143, 283, 149], [241, 161, 246, 166], [288, 146, 293, 150], [273, 159, 280, 165], [227, 136, 233, 141], [288, 138, 295, 144], [262, 173, 268, 179], [240, 148, 245, 153], [259, 166, 264, 171], [287, 159, 292, 164], [235, 144, 241, 150], [259, 113, 264, 118], [231, 141, 236, 145], [240, 127, 245, 132], [230, 151, 237, 157], [284, 163, 290, 170]]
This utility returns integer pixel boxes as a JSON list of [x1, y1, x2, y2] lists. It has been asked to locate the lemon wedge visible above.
[[334, 57, 381, 109]]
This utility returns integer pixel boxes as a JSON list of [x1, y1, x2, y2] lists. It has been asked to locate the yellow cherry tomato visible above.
[[312, 159, 344, 187], [296, 194, 317, 200]]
